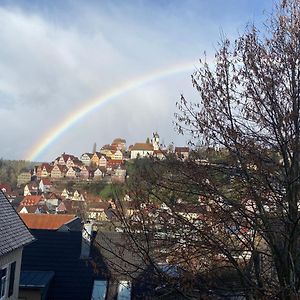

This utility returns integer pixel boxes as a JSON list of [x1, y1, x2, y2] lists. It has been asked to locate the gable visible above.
[[0, 191, 34, 255]]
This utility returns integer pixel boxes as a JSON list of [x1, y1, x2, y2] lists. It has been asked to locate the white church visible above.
[[130, 132, 161, 159]]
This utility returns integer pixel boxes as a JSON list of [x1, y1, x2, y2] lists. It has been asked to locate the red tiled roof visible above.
[[19, 213, 77, 230], [107, 159, 124, 165], [131, 143, 154, 151], [21, 195, 43, 206]]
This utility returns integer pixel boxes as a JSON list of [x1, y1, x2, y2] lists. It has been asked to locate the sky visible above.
[[0, 0, 273, 162]]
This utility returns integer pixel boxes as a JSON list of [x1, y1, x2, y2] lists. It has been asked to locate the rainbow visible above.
[[27, 61, 196, 161]]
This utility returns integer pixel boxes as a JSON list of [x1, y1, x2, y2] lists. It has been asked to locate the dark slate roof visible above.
[[0, 191, 34, 256], [20, 271, 55, 288], [21, 229, 104, 300], [93, 231, 145, 280]]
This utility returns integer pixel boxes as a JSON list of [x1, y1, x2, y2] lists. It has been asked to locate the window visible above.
[[117, 281, 131, 300], [8, 262, 16, 297], [0, 266, 7, 299], [91, 280, 107, 300]]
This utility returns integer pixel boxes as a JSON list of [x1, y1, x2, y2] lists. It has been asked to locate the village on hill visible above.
[[0, 133, 190, 229]]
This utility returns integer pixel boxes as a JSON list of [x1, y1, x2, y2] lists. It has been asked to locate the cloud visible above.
[[0, 1, 273, 160]]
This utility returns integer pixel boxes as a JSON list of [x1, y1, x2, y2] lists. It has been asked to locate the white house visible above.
[[0, 191, 34, 300], [130, 143, 154, 159], [39, 178, 52, 193], [80, 153, 93, 166]]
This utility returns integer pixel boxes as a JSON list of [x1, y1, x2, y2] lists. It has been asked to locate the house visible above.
[[66, 166, 81, 179], [112, 138, 126, 151], [44, 192, 62, 207], [39, 178, 52, 193], [19, 213, 82, 231], [17, 205, 41, 214], [58, 153, 75, 165], [36, 163, 52, 179], [23, 182, 38, 196], [87, 202, 111, 221], [0, 191, 34, 300], [153, 149, 166, 160], [106, 159, 124, 173], [40, 164, 52, 178], [111, 149, 123, 160], [99, 155, 108, 168], [130, 143, 154, 159], [56, 200, 85, 216], [51, 165, 67, 179], [91, 152, 102, 166], [17, 171, 32, 186], [80, 153, 93, 166], [112, 166, 126, 183], [79, 165, 90, 180], [20, 195, 44, 206], [20, 224, 103, 299], [93, 168, 103, 180], [93, 231, 145, 299], [175, 147, 189, 160], [100, 144, 117, 157], [56, 200, 72, 214], [61, 188, 70, 198]]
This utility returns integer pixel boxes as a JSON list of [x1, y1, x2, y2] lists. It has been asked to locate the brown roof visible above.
[[19, 213, 77, 230], [87, 202, 110, 210], [40, 178, 52, 186], [131, 143, 154, 151], [61, 154, 75, 162], [45, 192, 62, 200], [82, 153, 93, 158], [52, 165, 68, 173], [17, 205, 40, 213], [112, 138, 126, 144], [0, 183, 12, 193], [41, 163, 52, 173], [175, 147, 189, 153]]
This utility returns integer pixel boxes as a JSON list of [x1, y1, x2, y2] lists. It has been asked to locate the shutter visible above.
[[8, 262, 16, 297]]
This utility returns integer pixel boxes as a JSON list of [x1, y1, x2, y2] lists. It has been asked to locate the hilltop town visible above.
[[0, 133, 190, 227]]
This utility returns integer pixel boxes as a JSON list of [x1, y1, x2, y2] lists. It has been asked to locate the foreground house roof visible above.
[[19, 213, 78, 230], [0, 191, 34, 255], [22, 229, 100, 300]]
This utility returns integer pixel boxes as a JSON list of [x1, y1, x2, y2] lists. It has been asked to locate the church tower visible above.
[[152, 132, 160, 151]]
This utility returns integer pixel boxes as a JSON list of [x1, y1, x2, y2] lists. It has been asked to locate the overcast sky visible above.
[[0, 0, 273, 161]]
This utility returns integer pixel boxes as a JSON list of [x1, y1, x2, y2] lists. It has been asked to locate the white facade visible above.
[[130, 150, 154, 159], [0, 248, 23, 300], [80, 153, 92, 166]]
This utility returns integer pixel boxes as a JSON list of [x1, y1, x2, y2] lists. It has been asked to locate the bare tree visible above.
[[93, 1, 300, 299]]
